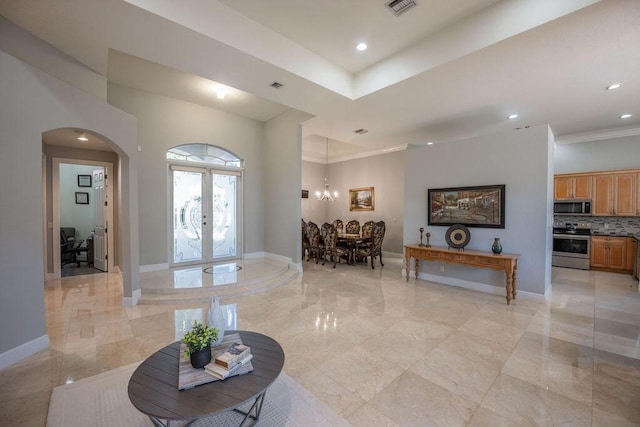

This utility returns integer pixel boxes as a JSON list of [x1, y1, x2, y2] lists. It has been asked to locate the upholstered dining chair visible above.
[[322, 224, 351, 268], [345, 220, 360, 235], [332, 219, 344, 234], [306, 222, 322, 264], [361, 221, 375, 239], [301, 219, 310, 260], [355, 221, 386, 269]]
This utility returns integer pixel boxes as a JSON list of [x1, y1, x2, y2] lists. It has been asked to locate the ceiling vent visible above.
[[353, 128, 369, 135], [269, 81, 284, 89], [385, 0, 418, 16]]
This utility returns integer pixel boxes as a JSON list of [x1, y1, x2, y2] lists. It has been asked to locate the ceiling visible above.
[[2, 0, 640, 161]]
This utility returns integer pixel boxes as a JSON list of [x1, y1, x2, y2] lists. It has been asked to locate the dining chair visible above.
[[356, 221, 386, 269], [332, 219, 344, 234], [345, 220, 360, 235], [322, 224, 351, 268], [361, 221, 375, 239], [306, 222, 322, 264], [301, 219, 310, 260]]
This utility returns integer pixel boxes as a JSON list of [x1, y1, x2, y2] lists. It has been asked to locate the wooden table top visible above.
[[128, 330, 285, 422]]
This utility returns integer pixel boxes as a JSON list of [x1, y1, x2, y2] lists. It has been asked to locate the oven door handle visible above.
[[552, 234, 591, 241]]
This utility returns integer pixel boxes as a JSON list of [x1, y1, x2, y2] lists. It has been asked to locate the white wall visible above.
[[554, 135, 640, 174], [0, 51, 138, 369], [404, 126, 553, 297], [264, 110, 313, 264], [301, 160, 329, 226], [107, 84, 267, 266]]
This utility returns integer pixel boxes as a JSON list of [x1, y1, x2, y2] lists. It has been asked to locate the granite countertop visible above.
[[591, 230, 640, 239]]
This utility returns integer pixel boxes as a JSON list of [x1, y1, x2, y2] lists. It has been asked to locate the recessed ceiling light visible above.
[[508, 114, 518, 120], [216, 88, 226, 100], [620, 114, 632, 119], [75, 130, 88, 141], [426, 142, 434, 145], [606, 83, 622, 90], [356, 42, 367, 51]]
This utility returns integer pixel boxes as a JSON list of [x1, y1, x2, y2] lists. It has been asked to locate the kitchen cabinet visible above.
[[590, 236, 627, 271], [592, 172, 637, 216], [554, 175, 592, 200], [629, 237, 637, 278]]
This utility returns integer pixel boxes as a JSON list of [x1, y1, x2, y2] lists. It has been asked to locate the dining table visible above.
[[337, 233, 365, 265]]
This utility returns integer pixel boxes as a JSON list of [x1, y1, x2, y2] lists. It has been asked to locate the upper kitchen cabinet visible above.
[[592, 172, 637, 216], [554, 175, 592, 200]]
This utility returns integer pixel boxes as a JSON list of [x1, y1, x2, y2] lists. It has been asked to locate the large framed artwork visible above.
[[349, 187, 375, 211], [428, 184, 505, 228]]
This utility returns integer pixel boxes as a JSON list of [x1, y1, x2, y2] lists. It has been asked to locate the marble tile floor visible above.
[[1, 258, 639, 426]]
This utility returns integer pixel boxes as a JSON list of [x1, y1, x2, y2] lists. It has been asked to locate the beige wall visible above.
[[107, 83, 267, 266], [0, 51, 138, 368], [302, 150, 406, 255]]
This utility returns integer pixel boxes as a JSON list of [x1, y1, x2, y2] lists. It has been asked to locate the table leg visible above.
[[234, 390, 267, 426], [414, 259, 419, 280], [405, 256, 410, 281], [505, 266, 513, 305], [511, 262, 518, 300]]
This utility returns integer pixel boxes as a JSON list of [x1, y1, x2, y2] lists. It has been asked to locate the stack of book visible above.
[[205, 342, 252, 380]]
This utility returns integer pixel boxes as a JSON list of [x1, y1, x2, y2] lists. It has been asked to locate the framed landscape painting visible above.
[[428, 184, 505, 228], [349, 187, 375, 211]]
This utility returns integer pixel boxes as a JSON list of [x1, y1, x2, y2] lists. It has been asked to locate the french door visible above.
[[171, 166, 241, 265]]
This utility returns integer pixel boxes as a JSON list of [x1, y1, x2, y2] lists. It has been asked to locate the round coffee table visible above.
[[128, 330, 284, 426]]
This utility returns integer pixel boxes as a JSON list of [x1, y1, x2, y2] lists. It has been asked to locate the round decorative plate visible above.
[[445, 224, 471, 249]]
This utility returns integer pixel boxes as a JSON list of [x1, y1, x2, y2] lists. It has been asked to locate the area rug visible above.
[[47, 362, 349, 426]]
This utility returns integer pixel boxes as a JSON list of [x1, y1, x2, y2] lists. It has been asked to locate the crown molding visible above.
[[555, 127, 640, 145]]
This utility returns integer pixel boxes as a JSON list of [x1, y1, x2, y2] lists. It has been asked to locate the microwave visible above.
[[553, 200, 592, 216]]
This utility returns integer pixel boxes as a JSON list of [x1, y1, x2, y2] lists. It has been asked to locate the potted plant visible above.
[[182, 320, 219, 369]]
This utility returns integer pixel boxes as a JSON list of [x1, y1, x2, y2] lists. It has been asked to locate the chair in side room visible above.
[[361, 221, 375, 239], [320, 222, 333, 261], [345, 220, 360, 235], [60, 227, 84, 267], [301, 219, 310, 261], [306, 222, 322, 264], [355, 221, 386, 269], [355, 220, 376, 263], [322, 224, 351, 268]]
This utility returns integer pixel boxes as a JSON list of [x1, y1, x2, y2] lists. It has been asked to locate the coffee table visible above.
[[128, 330, 285, 426]]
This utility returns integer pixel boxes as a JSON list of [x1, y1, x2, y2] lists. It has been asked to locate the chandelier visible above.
[[315, 138, 339, 201]]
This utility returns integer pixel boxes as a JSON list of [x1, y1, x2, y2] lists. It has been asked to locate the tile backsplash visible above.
[[555, 216, 640, 236]]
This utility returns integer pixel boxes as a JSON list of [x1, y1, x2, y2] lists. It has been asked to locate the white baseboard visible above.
[[246, 251, 294, 265], [139, 263, 169, 273], [382, 251, 404, 259], [122, 288, 141, 307], [0, 334, 50, 371], [405, 270, 546, 303]]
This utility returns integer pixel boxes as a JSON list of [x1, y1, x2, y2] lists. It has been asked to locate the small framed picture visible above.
[[75, 192, 89, 204], [78, 174, 92, 187]]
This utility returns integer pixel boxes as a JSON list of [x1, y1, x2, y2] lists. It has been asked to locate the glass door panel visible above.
[[173, 170, 203, 263], [211, 173, 237, 259]]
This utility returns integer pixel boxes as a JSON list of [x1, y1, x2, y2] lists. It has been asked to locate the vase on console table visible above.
[[491, 238, 502, 254]]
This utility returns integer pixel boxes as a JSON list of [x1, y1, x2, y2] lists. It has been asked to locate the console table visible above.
[[404, 244, 520, 304]]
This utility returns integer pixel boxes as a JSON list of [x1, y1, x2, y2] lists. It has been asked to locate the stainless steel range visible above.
[[552, 221, 591, 270]]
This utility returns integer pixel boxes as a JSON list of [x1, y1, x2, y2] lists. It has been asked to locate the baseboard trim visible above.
[[122, 288, 141, 307], [139, 263, 169, 273], [405, 270, 545, 302], [0, 334, 50, 371]]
